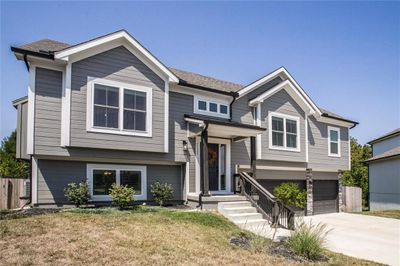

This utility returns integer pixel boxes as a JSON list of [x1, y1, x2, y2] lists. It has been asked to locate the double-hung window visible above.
[[88, 78, 152, 137], [87, 164, 147, 201], [269, 112, 300, 152], [328, 126, 341, 157]]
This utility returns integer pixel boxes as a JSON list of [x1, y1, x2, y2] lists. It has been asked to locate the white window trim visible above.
[[268, 112, 301, 152], [87, 164, 147, 201], [328, 126, 341, 157], [86, 77, 152, 137], [193, 96, 230, 119]]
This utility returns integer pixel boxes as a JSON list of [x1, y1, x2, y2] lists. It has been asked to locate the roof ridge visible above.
[[169, 67, 243, 87]]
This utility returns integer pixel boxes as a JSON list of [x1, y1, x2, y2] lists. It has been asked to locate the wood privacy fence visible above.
[[342, 186, 362, 213], [0, 178, 28, 209]]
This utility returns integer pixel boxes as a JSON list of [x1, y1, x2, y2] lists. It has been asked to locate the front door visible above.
[[208, 143, 219, 191], [195, 137, 231, 194], [208, 143, 227, 192]]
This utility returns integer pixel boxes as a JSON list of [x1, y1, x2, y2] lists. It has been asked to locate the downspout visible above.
[[23, 53, 30, 71], [229, 92, 239, 122], [197, 122, 208, 210]]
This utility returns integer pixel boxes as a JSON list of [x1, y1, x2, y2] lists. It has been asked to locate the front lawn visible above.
[[0, 207, 379, 265], [362, 210, 400, 219]]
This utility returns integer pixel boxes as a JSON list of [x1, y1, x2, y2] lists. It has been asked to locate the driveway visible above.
[[301, 213, 400, 266]]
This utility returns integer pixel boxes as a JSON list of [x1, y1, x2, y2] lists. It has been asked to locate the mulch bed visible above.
[[0, 208, 61, 220], [230, 235, 329, 263]]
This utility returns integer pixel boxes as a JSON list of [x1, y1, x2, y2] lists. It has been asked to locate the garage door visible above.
[[313, 180, 338, 215]]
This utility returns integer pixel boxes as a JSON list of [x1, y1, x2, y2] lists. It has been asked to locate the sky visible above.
[[1, 1, 399, 144]]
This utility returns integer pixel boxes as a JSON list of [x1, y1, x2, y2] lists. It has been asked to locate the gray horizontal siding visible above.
[[307, 117, 349, 170], [16, 101, 29, 160], [256, 170, 306, 180], [260, 89, 306, 162], [70, 46, 166, 152], [34, 67, 66, 156], [37, 159, 183, 205], [372, 135, 400, 156]]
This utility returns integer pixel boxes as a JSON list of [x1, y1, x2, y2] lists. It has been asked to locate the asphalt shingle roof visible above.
[[368, 128, 400, 144], [365, 147, 400, 163]]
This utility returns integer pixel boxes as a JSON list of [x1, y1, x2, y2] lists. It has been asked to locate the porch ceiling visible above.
[[184, 114, 266, 139]]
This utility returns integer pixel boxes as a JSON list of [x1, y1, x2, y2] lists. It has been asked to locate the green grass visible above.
[[0, 207, 380, 265], [362, 210, 400, 219]]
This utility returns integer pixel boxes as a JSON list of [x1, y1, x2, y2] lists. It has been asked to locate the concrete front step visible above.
[[220, 206, 258, 214], [228, 212, 263, 222], [218, 201, 252, 209]]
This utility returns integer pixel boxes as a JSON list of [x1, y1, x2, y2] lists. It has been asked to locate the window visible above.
[[87, 164, 147, 201], [328, 126, 341, 157], [194, 97, 230, 118], [87, 78, 152, 137], [268, 112, 300, 152], [220, 105, 228, 114]]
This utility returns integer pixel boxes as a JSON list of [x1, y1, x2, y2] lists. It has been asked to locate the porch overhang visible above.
[[184, 114, 266, 139]]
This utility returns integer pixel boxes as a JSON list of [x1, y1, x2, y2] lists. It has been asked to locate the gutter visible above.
[[178, 79, 239, 97], [11, 47, 55, 72], [229, 92, 238, 121], [321, 112, 359, 129]]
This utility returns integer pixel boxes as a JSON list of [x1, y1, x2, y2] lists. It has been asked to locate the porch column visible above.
[[200, 128, 210, 196], [250, 136, 257, 178], [306, 168, 313, 216], [338, 170, 344, 212]]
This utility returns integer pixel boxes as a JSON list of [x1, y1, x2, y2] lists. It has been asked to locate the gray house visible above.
[[11, 30, 357, 216], [366, 129, 400, 211]]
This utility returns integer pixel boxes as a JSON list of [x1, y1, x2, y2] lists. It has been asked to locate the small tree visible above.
[[109, 184, 134, 209], [272, 182, 307, 240], [150, 181, 173, 206], [0, 131, 29, 178], [273, 182, 306, 209], [64, 182, 90, 207]]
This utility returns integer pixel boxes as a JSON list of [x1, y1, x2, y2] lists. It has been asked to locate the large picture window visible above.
[[268, 112, 300, 152], [87, 164, 147, 201], [87, 78, 152, 137], [328, 126, 341, 157]]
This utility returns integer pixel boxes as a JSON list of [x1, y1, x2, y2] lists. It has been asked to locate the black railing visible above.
[[238, 172, 295, 230]]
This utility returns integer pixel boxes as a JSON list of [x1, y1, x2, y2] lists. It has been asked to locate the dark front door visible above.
[[208, 143, 219, 191]]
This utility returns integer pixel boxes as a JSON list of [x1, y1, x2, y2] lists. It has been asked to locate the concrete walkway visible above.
[[301, 213, 400, 266]]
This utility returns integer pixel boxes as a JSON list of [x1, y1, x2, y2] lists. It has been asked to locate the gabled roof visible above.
[[11, 31, 357, 126], [368, 128, 400, 145], [365, 146, 400, 163]]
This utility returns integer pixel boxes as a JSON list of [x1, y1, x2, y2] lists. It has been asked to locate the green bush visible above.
[[109, 184, 134, 209], [64, 182, 90, 207], [150, 181, 173, 206], [286, 221, 329, 260], [273, 182, 306, 209]]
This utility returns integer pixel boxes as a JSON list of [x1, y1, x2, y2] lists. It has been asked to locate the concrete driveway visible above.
[[301, 213, 400, 266]]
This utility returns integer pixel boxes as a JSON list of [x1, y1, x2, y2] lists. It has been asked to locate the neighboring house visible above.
[[11, 30, 357, 215], [366, 129, 400, 211]]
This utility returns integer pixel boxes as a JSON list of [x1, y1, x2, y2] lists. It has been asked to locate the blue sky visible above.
[[1, 1, 399, 144]]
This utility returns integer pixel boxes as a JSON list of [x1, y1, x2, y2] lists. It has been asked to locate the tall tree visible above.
[[0, 130, 29, 178], [341, 137, 372, 209]]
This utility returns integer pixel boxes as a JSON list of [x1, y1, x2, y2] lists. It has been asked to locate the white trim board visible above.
[[26, 65, 36, 155]]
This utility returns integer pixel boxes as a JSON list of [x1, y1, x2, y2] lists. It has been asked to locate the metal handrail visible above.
[[238, 171, 295, 230]]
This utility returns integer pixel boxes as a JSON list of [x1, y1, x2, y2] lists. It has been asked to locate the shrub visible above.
[[64, 182, 90, 207], [273, 182, 306, 209], [285, 221, 329, 260], [109, 184, 134, 209], [150, 181, 173, 206]]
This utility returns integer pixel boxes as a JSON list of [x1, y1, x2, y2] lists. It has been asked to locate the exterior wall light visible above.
[[183, 140, 188, 151]]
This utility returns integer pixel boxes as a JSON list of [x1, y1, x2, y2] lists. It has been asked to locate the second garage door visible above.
[[313, 180, 338, 215]]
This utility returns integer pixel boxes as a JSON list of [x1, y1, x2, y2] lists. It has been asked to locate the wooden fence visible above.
[[343, 186, 362, 213], [0, 178, 28, 209]]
